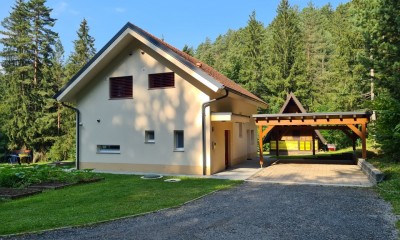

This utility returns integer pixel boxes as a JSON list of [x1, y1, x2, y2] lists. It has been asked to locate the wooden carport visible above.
[[253, 112, 372, 167]]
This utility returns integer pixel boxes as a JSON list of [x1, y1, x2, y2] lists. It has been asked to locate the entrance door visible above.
[[224, 130, 230, 169]]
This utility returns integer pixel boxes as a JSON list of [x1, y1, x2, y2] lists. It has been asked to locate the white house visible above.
[[55, 22, 267, 175]]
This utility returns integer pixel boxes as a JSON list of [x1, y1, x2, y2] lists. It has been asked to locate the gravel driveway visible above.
[[3, 182, 398, 240]]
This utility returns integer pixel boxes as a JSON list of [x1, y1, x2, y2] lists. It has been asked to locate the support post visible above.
[[361, 123, 367, 159], [258, 125, 264, 168], [312, 133, 316, 156], [275, 130, 279, 158]]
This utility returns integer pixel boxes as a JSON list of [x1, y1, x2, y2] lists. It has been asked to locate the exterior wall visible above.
[[76, 44, 209, 175], [210, 98, 258, 174]]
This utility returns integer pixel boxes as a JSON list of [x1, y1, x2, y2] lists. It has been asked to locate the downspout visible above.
[[61, 103, 80, 170], [202, 89, 229, 175]]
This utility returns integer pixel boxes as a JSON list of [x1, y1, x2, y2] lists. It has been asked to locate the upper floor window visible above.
[[110, 76, 133, 99], [148, 72, 174, 89]]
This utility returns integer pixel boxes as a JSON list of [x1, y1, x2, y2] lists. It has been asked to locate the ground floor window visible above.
[[174, 130, 184, 151], [145, 130, 155, 143], [97, 145, 120, 154]]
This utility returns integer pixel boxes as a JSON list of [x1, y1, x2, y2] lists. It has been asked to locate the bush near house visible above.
[[0, 164, 99, 189]]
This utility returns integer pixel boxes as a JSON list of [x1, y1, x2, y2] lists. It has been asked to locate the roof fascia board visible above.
[[56, 28, 132, 101]]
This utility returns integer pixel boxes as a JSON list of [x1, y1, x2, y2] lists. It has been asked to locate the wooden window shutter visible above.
[[148, 72, 175, 89], [110, 76, 133, 99]]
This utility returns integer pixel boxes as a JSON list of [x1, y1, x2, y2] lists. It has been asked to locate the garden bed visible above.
[[0, 164, 104, 200], [1, 178, 105, 200], [0, 187, 42, 199]]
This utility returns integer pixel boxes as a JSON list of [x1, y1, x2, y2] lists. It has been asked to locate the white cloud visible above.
[[53, 1, 68, 16], [115, 7, 126, 13], [52, 1, 79, 16]]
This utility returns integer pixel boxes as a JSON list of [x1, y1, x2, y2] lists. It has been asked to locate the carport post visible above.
[[312, 133, 316, 156], [362, 123, 367, 159], [258, 125, 264, 168], [275, 131, 279, 158]]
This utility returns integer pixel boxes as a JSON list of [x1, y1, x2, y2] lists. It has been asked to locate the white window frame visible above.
[[145, 130, 155, 143], [97, 145, 120, 154], [174, 130, 184, 152]]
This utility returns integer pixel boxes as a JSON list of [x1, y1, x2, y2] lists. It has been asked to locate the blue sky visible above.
[[0, 0, 349, 58]]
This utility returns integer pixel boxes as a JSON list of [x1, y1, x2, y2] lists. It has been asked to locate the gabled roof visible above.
[[54, 22, 267, 107], [279, 92, 307, 114], [280, 92, 327, 144]]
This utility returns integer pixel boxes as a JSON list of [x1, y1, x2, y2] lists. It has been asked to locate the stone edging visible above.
[[357, 158, 384, 185]]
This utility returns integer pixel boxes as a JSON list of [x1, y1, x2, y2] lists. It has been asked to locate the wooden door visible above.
[[224, 130, 230, 169]]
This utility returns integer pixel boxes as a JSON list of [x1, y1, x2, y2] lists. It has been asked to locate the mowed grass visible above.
[[0, 174, 240, 235], [368, 157, 400, 229]]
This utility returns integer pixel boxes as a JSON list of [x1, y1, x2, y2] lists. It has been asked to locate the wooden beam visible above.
[[362, 123, 367, 159], [347, 124, 363, 138], [258, 125, 264, 168], [275, 131, 279, 158], [261, 125, 275, 139], [255, 118, 368, 126], [312, 133, 316, 156]]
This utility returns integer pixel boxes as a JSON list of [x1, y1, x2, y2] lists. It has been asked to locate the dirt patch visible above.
[[0, 178, 104, 200], [0, 187, 42, 199], [29, 182, 75, 190]]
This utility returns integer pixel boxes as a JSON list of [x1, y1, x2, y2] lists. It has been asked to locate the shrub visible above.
[[0, 164, 100, 188]]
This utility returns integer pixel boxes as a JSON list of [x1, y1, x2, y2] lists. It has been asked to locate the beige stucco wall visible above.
[[210, 98, 258, 174], [76, 43, 210, 175]]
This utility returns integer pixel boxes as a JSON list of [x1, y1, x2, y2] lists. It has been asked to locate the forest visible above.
[[0, 0, 399, 162]]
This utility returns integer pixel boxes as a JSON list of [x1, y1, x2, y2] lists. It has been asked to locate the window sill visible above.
[[145, 142, 155, 144], [96, 151, 120, 154], [173, 149, 184, 152], [109, 97, 133, 100]]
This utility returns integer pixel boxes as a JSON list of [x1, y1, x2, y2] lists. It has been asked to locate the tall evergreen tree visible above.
[[0, 0, 58, 160], [65, 18, 96, 78], [182, 44, 194, 56], [265, 0, 303, 112], [50, 18, 96, 161], [355, 0, 400, 159], [238, 11, 268, 98]]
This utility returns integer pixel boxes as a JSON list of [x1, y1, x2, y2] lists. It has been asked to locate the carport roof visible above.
[[253, 111, 372, 122]]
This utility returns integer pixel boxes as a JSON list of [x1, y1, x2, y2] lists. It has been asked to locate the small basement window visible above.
[[148, 72, 175, 89], [174, 130, 184, 151], [145, 130, 155, 143], [110, 76, 133, 99], [97, 145, 120, 154]]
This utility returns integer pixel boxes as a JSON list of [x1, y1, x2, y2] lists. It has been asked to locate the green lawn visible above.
[[368, 157, 400, 230], [0, 174, 240, 235]]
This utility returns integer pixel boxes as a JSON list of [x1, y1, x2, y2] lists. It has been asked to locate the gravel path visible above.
[[3, 182, 398, 240]]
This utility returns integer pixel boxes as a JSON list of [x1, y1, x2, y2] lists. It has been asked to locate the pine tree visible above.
[[238, 11, 268, 98], [65, 18, 96, 78], [182, 44, 194, 56], [0, 0, 59, 160], [195, 37, 215, 66], [355, 0, 400, 159], [0, 0, 32, 150], [265, 0, 303, 112], [50, 18, 96, 161]]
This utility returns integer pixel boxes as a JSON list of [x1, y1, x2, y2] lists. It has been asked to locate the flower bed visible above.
[[0, 164, 102, 199]]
